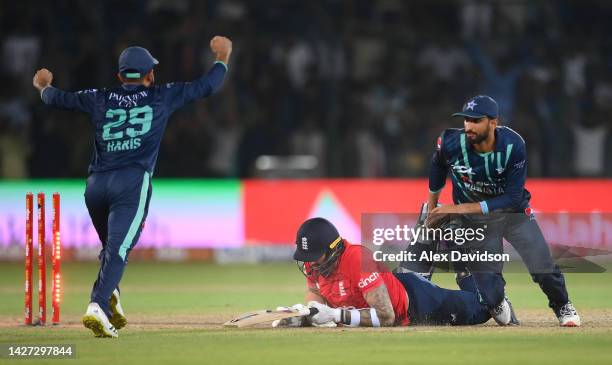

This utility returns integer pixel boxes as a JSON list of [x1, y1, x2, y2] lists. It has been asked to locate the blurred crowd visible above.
[[0, 0, 610, 178]]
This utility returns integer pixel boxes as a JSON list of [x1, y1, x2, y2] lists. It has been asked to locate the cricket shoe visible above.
[[555, 302, 581, 327], [506, 296, 520, 325], [110, 289, 127, 329], [82, 303, 118, 338], [490, 298, 512, 326]]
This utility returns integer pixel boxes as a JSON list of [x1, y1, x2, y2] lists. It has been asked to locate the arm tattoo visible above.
[[345, 284, 396, 327]]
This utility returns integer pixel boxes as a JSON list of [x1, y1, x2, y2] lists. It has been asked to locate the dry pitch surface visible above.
[[1, 262, 611, 365]]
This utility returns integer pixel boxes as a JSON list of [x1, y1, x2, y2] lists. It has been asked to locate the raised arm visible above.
[[164, 36, 233, 112], [33, 68, 97, 113]]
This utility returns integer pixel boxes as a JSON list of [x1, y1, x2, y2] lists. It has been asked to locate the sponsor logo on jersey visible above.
[[338, 281, 346, 296], [461, 179, 505, 195], [514, 160, 526, 169], [108, 90, 149, 108], [358, 272, 380, 288], [452, 164, 474, 175]]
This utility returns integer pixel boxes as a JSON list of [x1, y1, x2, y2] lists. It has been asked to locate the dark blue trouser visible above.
[[504, 213, 569, 309], [457, 216, 507, 311], [455, 213, 569, 311], [401, 213, 569, 311], [85, 167, 152, 317], [394, 272, 491, 325], [399, 233, 506, 311]]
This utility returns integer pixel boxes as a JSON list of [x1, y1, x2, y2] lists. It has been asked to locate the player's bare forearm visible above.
[[305, 286, 326, 304], [346, 285, 395, 327], [432, 202, 483, 215], [457, 202, 483, 214]]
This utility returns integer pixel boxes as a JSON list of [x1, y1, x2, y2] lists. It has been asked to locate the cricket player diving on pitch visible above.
[[422, 95, 580, 327], [276, 217, 514, 328], [32, 36, 233, 337]]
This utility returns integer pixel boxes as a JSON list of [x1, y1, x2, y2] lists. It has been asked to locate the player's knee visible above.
[[102, 247, 126, 262]]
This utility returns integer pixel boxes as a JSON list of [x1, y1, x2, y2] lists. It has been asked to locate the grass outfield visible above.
[[1, 262, 611, 365]]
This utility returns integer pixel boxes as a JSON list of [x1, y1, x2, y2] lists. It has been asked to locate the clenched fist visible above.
[[210, 36, 232, 65], [33, 68, 53, 93]]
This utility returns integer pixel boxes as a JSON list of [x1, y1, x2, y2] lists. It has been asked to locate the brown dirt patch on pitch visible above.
[[2, 309, 611, 332]]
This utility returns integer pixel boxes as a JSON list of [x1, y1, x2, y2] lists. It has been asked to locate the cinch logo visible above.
[[358, 272, 380, 288], [301, 237, 308, 250], [338, 281, 346, 296]]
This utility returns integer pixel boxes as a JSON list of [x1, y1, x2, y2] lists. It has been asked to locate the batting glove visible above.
[[308, 301, 341, 325], [272, 304, 309, 328]]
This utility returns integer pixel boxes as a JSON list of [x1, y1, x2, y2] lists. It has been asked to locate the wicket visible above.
[[25, 192, 61, 326]]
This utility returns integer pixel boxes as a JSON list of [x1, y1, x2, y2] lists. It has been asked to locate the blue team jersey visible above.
[[429, 126, 531, 213], [41, 63, 227, 174]]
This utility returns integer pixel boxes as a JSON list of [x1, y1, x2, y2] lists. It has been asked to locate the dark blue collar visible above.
[[121, 84, 147, 91]]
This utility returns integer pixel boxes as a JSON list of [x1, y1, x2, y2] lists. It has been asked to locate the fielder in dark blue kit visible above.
[[424, 95, 580, 327], [32, 36, 233, 337]]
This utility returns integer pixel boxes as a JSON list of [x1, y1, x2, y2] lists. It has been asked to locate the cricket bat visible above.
[[223, 307, 318, 328]]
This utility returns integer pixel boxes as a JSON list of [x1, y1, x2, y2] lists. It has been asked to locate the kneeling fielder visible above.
[[282, 218, 513, 327]]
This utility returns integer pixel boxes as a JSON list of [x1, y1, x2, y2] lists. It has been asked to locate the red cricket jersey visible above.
[[306, 242, 410, 326]]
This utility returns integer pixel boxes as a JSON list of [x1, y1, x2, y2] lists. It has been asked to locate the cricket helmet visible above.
[[293, 217, 345, 278]]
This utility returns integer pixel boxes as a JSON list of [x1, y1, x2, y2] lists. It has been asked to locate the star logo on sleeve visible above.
[[465, 100, 477, 110]]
